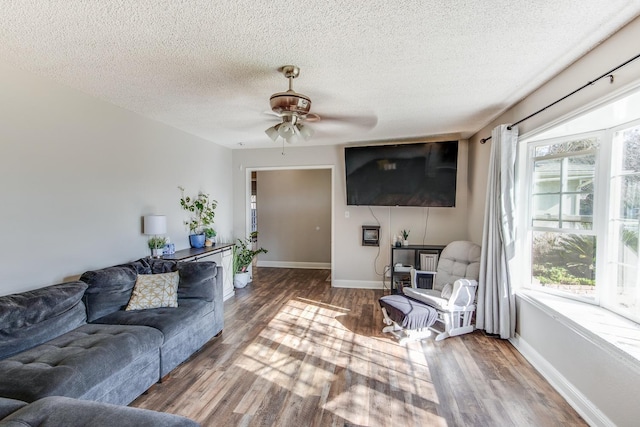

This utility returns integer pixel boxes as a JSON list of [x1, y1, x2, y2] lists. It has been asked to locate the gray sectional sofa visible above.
[[0, 396, 198, 427], [0, 258, 223, 426]]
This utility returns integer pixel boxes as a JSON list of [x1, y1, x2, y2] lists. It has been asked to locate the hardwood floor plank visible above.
[[131, 267, 586, 426]]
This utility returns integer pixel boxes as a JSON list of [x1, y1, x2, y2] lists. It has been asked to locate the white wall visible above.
[[467, 16, 640, 426], [232, 140, 469, 288], [256, 169, 331, 267], [0, 63, 233, 296]]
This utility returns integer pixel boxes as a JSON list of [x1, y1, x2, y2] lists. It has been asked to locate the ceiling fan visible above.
[[264, 65, 318, 144], [264, 65, 378, 145]]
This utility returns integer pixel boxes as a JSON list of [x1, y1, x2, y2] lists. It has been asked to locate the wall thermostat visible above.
[[362, 225, 380, 246]]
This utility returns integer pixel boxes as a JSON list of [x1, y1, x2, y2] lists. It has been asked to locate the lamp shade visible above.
[[265, 125, 280, 141], [143, 215, 167, 235]]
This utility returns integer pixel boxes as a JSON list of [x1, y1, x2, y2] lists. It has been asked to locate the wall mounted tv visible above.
[[344, 140, 458, 207]]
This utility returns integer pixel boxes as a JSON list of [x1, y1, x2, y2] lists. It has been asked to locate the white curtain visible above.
[[476, 124, 518, 339]]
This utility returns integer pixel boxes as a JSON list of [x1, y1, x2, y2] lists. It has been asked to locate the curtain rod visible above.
[[479, 51, 640, 144]]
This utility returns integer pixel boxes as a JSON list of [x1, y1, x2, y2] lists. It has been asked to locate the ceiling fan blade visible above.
[[263, 110, 283, 118], [303, 113, 321, 122], [312, 113, 378, 129]]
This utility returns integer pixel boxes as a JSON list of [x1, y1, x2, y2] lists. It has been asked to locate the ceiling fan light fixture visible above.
[[265, 66, 321, 145], [297, 123, 314, 140], [277, 122, 295, 140], [265, 124, 280, 141]]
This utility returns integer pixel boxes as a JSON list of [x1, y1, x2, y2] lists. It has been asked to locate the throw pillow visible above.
[[126, 272, 179, 311]]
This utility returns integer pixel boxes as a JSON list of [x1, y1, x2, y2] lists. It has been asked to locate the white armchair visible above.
[[402, 240, 481, 341], [404, 275, 478, 341]]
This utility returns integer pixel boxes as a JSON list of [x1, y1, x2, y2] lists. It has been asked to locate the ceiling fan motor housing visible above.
[[269, 91, 312, 115]]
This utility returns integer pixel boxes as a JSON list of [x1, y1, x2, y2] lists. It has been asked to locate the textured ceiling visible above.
[[2, 1, 640, 149]]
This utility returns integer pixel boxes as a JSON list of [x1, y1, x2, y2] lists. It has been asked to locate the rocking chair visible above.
[[381, 240, 481, 342]]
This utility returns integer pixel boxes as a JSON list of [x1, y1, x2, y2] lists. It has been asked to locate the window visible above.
[[528, 135, 599, 300], [608, 124, 640, 320], [521, 88, 640, 323]]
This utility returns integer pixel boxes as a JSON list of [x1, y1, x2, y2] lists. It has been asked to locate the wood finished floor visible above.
[[131, 268, 586, 426]]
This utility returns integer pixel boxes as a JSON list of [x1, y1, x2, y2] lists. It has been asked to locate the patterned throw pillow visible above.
[[126, 272, 179, 310]]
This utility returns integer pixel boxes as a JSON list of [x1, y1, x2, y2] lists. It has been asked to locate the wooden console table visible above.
[[161, 243, 234, 262], [162, 243, 235, 301]]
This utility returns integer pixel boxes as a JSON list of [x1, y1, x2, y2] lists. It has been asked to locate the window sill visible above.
[[516, 289, 640, 372]]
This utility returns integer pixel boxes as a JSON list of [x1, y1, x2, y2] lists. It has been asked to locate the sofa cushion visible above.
[[0, 396, 200, 427], [0, 397, 27, 420], [81, 264, 142, 322], [176, 262, 217, 301], [126, 272, 179, 311], [92, 299, 213, 342], [147, 259, 179, 274], [0, 282, 88, 360], [0, 324, 163, 403], [0, 282, 87, 333], [147, 260, 217, 301]]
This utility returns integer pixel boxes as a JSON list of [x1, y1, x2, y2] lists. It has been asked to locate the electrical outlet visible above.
[[345, 211, 350, 218]]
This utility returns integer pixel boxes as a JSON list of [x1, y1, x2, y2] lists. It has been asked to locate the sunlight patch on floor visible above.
[[232, 297, 442, 423], [323, 384, 446, 426]]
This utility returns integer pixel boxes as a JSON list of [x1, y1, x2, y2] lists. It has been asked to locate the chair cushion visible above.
[[434, 241, 481, 290], [405, 279, 478, 310], [403, 288, 449, 311]]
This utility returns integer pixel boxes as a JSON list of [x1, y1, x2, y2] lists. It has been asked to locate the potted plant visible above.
[[233, 237, 267, 288], [148, 236, 168, 258], [401, 229, 410, 246], [178, 186, 217, 248], [203, 227, 217, 247]]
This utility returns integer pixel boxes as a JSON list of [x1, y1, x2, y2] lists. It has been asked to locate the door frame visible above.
[[244, 165, 335, 277]]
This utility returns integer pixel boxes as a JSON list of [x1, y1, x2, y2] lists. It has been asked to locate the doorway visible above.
[[246, 166, 334, 271]]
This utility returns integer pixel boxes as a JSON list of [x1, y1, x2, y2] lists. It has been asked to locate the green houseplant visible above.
[[203, 227, 217, 247], [178, 186, 217, 248], [401, 229, 410, 246], [233, 237, 268, 288], [147, 236, 167, 258]]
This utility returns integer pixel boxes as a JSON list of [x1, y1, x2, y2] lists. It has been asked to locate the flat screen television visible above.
[[344, 141, 458, 207]]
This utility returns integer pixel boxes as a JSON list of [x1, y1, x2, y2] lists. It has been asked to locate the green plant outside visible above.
[[532, 231, 596, 287]]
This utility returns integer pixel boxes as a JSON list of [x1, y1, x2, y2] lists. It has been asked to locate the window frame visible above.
[[601, 118, 640, 323], [519, 116, 640, 323], [522, 130, 605, 306]]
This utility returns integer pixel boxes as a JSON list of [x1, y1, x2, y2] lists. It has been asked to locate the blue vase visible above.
[[189, 234, 206, 248]]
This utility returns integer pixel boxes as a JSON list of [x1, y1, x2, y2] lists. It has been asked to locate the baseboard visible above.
[[332, 279, 385, 289], [257, 261, 331, 269], [510, 334, 614, 427]]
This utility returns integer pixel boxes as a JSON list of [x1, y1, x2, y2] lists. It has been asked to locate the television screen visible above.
[[345, 141, 458, 207]]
